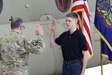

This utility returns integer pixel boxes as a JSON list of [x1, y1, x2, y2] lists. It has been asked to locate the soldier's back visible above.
[[0, 32, 29, 75]]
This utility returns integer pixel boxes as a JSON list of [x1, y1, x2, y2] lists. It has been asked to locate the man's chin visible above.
[[68, 27, 71, 30]]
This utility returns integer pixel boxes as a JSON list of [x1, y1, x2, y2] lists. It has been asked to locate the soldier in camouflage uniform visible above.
[[0, 17, 45, 75]]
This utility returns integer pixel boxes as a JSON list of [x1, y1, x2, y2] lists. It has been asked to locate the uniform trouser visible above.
[[62, 60, 82, 75]]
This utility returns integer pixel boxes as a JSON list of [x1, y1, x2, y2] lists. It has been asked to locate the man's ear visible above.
[[74, 18, 78, 23], [19, 26, 23, 30]]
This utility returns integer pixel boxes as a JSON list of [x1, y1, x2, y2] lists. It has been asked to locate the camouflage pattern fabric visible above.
[[0, 32, 45, 75]]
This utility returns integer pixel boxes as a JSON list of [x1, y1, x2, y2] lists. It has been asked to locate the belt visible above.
[[63, 59, 81, 64]]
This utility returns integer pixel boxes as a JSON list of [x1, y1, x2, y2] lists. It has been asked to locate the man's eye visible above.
[[66, 20, 71, 22]]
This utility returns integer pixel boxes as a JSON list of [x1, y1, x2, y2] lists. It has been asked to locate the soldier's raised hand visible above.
[[35, 24, 43, 36]]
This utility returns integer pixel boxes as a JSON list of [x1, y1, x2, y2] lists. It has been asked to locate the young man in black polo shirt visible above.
[[50, 12, 88, 75]]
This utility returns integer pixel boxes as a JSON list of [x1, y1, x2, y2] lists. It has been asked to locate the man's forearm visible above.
[[50, 30, 56, 47], [81, 51, 88, 75]]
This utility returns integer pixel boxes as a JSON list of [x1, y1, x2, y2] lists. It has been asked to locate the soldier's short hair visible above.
[[9, 17, 23, 29], [66, 12, 78, 19]]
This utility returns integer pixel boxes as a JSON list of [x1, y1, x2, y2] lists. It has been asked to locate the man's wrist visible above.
[[51, 29, 55, 31]]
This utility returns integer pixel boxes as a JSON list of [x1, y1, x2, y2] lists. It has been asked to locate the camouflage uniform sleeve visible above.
[[24, 35, 45, 54]]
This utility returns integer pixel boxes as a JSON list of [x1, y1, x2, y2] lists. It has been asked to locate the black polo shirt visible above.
[[55, 29, 87, 61]]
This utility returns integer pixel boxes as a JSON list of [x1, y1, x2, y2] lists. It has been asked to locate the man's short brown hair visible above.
[[66, 12, 78, 19]]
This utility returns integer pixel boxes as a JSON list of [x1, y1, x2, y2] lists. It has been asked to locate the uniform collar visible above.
[[69, 29, 78, 35], [10, 31, 20, 35]]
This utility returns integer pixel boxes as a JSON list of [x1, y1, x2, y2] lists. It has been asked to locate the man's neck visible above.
[[70, 27, 77, 34], [11, 29, 20, 34]]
